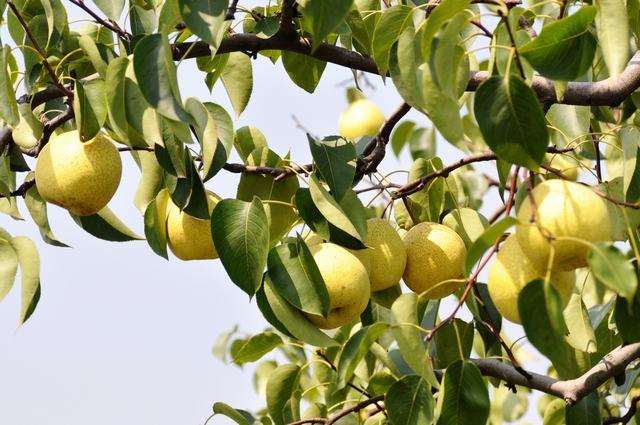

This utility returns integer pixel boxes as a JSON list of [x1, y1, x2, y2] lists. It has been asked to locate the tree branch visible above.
[[358, 103, 411, 176], [66, 0, 131, 41], [6, 0, 73, 98], [604, 395, 640, 424], [473, 342, 640, 405]]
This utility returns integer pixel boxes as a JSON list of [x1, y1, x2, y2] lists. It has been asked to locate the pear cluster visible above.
[[305, 215, 472, 329], [488, 179, 612, 323]]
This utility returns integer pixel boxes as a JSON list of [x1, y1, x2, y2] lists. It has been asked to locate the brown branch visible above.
[[6, 0, 73, 98], [66, 0, 131, 41], [357, 102, 411, 177], [604, 395, 640, 424], [0, 178, 35, 199], [499, 10, 526, 79], [474, 342, 640, 405], [22, 108, 75, 157], [278, 0, 298, 36], [225, 0, 241, 20]]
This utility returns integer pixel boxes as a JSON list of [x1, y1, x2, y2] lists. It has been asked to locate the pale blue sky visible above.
[[0, 3, 548, 424]]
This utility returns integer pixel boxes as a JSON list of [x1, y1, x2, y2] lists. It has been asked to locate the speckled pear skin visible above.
[[516, 179, 612, 271], [402, 222, 467, 299], [487, 234, 575, 324], [305, 243, 371, 330], [166, 192, 220, 261], [366, 218, 407, 292], [35, 130, 122, 216]]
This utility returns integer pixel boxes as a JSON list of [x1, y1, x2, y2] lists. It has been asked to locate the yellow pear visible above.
[[543, 153, 579, 181], [487, 234, 575, 324], [403, 222, 467, 299], [303, 231, 371, 274], [338, 99, 385, 139], [366, 218, 407, 292], [442, 207, 489, 249], [516, 179, 612, 271], [166, 192, 220, 261], [35, 130, 122, 216], [305, 243, 370, 329]]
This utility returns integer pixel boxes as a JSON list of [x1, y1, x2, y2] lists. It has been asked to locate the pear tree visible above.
[[2, 0, 640, 424]]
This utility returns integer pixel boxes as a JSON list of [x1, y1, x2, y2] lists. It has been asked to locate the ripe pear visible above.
[[543, 153, 579, 181], [403, 222, 467, 299], [166, 192, 220, 261], [487, 234, 574, 324], [338, 99, 385, 139], [516, 179, 612, 271], [35, 130, 122, 216], [305, 243, 370, 329], [442, 207, 489, 248], [365, 218, 407, 292], [303, 231, 371, 275]]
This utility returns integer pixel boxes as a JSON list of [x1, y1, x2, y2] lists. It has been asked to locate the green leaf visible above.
[[267, 235, 329, 316], [587, 243, 638, 302], [73, 207, 143, 242], [308, 134, 356, 201], [519, 7, 597, 80], [474, 75, 548, 168], [236, 148, 299, 245], [391, 120, 416, 157], [11, 236, 41, 324], [221, 52, 253, 117], [372, 5, 414, 75], [595, 0, 629, 79], [308, 174, 364, 242], [261, 277, 337, 347], [386, 375, 434, 425], [391, 293, 440, 387], [428, 12, 468, 97], [234, 126, 267, 163], [105, 57, 130, 143], [465, 217, 517, 274], [436, 361, 490, 425], [409, 127, 436, 160], [565, 392, 601, 425], [144, 190, 170, 259], [93, 0, 125, 20], [519, 280, 578, 379], [73, 79, 107, 142], [231, 332, 283, 365], [203, 103, 234, 180], [131, 150, 164, 213], [133, 34, 190, 122], [266, 364, 301, 425], [614, 293, 640, 343], [24, 183, 67, 247], [178, 0, 228, 50], [0, 237, 18, 303], [212, 402, 252, 425], [564, 293, 597, 353], [337, 322, 389, 387], [432, 318, 474, 369], [185, 98, 220, 181], [619, 127, 640, 203], [211, 198, 270, 298], [301, 0, 354, 49], [420, 0, 471, 57], [0, 46, 18, 127], [281, 51, 326, 93], [78, 35, 107, 77]]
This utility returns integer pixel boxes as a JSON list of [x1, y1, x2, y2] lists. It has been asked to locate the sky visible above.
[[0, 2, 548, 424]]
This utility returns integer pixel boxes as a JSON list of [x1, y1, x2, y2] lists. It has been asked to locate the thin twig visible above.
[[6, 0, 73, 97]]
